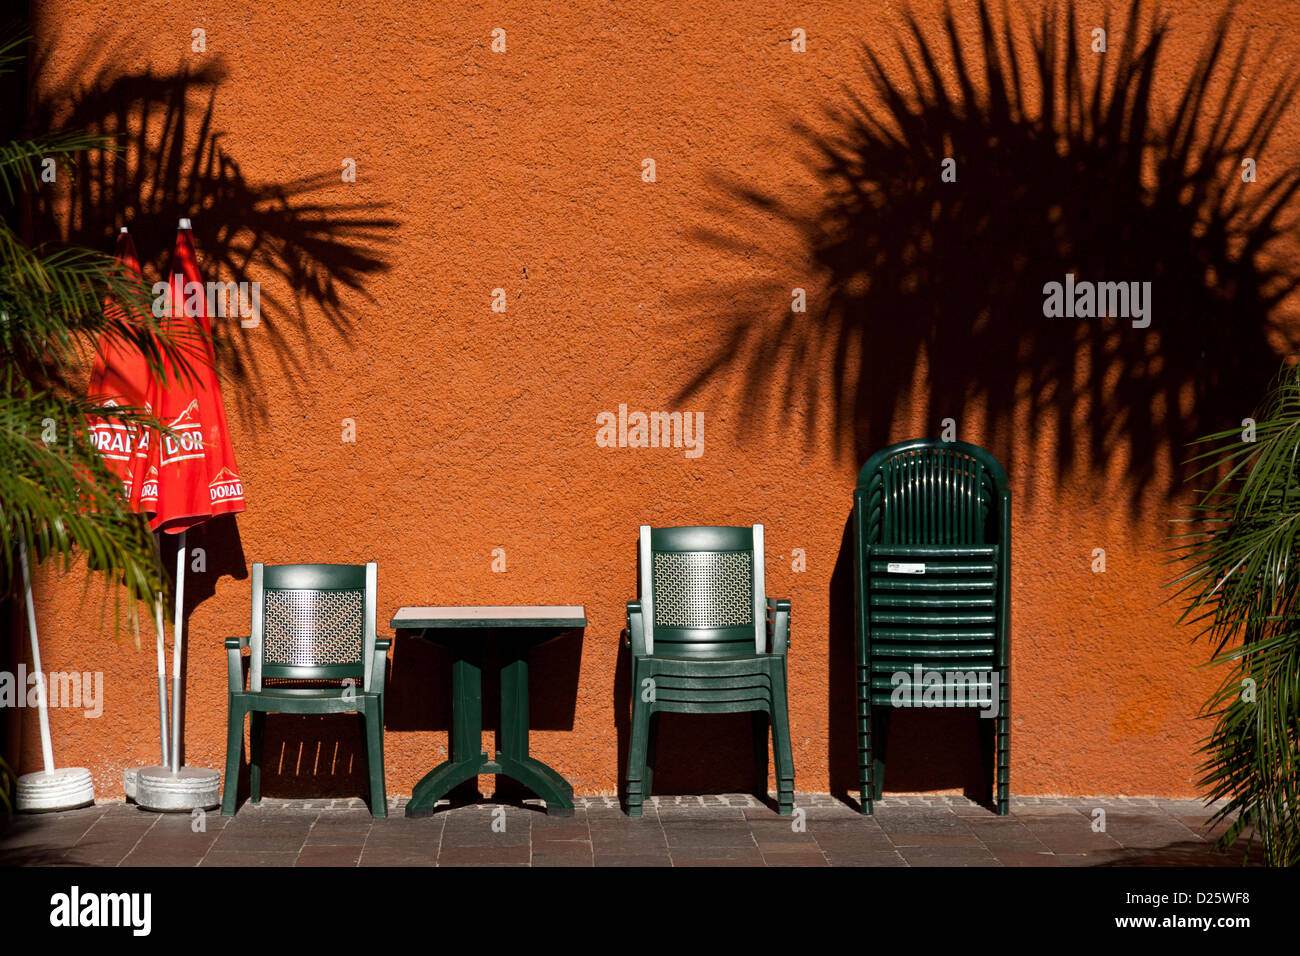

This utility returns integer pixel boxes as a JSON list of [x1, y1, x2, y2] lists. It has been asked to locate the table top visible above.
[[390, 605, 588, 630]]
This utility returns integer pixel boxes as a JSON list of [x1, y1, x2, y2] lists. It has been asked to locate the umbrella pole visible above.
[[155, 591, 170, 768], [137, 529, 216, 811], [170, 530, 186, 774], [150, 528, 170, 768], [18, 539, 55, 775]]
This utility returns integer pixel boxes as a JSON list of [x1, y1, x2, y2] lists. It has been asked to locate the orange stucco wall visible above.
[[15, 0, 1300, 801]]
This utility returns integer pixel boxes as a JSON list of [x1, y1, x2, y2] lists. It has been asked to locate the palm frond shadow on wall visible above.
[[28, 31, 401, 422], [23, 31, 400, 626], [679, 0, 1300, 514]]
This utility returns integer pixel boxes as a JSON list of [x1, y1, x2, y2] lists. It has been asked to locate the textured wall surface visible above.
[[18, 0, 1300, 801]]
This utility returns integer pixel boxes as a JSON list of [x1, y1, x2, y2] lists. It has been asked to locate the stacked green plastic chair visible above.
[[222, 563, 390, 817], [853, 440, 1010, 815], [625, 525, 794, 816]]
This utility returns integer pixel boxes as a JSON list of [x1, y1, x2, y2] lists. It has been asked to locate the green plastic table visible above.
[[391, 605, 587, 817]]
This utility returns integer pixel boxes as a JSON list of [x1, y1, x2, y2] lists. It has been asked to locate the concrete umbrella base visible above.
[[16, 768, 95, 812], [135, 766, 220, 812]]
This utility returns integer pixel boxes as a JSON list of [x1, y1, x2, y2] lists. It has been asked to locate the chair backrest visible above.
[[639, 525, 766, 658], [249, 562, 378, 693], [854, 439, 1007, 547]]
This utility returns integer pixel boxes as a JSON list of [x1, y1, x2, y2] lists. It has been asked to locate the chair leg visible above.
[[751, 711, 770, 799], [859, 694, 872, 814], [364, 702, 387, 819], [857, 651, 873, 814], [997, 673, 1010, 815], [979, 710, 997, 811], [249, 711, 265, 804], [221, 700, 245, 817], [769, 669, 795, 816], [625, 686, 652, 818], [643, 712, 658, 801], [871, 707, 891, 803]]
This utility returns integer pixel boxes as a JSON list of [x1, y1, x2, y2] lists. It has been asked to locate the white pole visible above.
[[155, 591, 170, 767], [170, 530, 186, 774], [18, 539, 55, 775]]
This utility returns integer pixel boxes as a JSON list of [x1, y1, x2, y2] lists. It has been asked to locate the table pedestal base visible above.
[[404, 634, 575, 817], [406, 752, 574, 817]]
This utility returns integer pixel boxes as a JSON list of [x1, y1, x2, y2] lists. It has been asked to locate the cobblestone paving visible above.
[[0, 794, 1261, 866]]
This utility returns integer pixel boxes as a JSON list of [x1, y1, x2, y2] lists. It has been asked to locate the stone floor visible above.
[[0, 794, 1261, 866]]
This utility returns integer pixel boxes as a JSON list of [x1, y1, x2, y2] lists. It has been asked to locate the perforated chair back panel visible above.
[[249, 562, 378, 691], [262, 588, 365, 667], [640, 525, 766, 658], [652, 550, 754, 629]]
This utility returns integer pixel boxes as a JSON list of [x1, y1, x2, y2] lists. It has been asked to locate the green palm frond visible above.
[[0, 24, 208, 647], [1173, 360, 1300, 866], [0, 130, 111, 204], [0, 220, 209, 387], [0, 391, 166, 605], [0, 31, 26, 76], [0, 754, 12, 818]]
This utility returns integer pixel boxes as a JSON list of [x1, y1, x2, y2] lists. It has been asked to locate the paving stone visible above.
[[1018, 818, 1124, 854], [1102, 822, 1207, 850], [200, 851, 299, 867], [593, 854, 672, 867], [873, 810, 972, 834], [120, 849, 204, 867], [532, 855, 593, 867], [758, 844, 829, 866], [993, 851, 1061, 866], [437, 845, 531, 866], [887, 831, 984, 848], [822, 849, 908, 866], [961, 821, 1051, 852], [529, 823, 590, 842], [306, 826, 371, 846], [65, 846, 132, 866], [662, 822, 759, 848], [898, 846, 1001, 867], [670, 845, 767, 865], [296, 845, 362, 866], [358, 849, 436, 867], [747, 821, 819, 845]]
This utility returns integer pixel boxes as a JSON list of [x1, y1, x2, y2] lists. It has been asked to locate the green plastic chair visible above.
[[625, 525, 794, 816], [222, 562, 390, 817], [853, 440, 1010, 815]]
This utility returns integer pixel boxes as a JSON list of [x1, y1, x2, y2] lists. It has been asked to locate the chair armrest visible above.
[[368, 637, 392, 695], [766, 598, 791, 656], [626, 601, 647, 656], [225, 636, 249, 693]]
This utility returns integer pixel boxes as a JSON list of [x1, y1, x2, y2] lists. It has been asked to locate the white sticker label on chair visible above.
[[887, 562, 926, 574]]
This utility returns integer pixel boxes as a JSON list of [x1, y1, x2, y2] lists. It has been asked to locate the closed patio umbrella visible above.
[[135, 218, 246, 811]]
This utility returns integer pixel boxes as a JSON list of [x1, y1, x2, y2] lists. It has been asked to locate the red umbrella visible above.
[[141, 218, 246, 774], [86, 227, 171, 770], [87, 228, 150, 505], [144, 219, 246, 535]]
